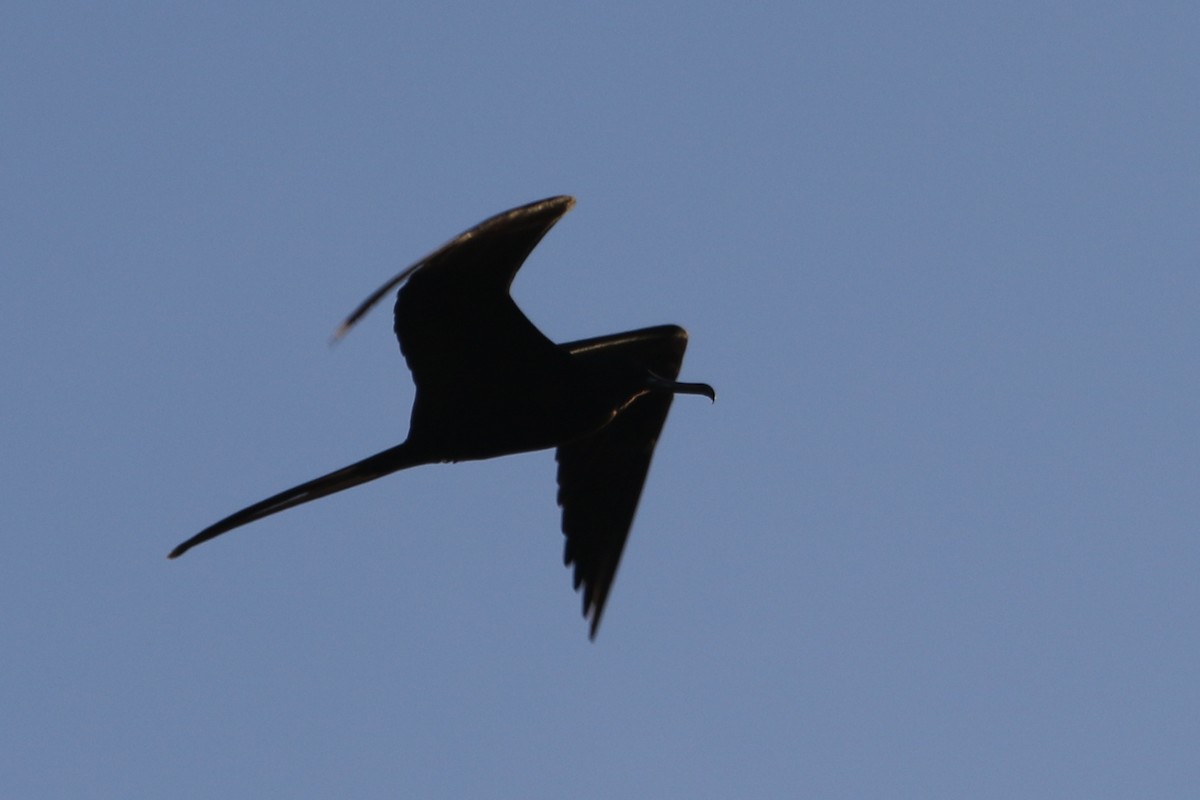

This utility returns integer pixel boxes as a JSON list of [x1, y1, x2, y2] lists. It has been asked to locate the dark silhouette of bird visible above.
[[169, 196, 714, 638]]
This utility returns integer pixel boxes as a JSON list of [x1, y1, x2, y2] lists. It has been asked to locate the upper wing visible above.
[[555, 325, 690, 638], [334, 196, 577, 413]]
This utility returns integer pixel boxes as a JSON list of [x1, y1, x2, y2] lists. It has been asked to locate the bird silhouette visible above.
[[169, 195, 714, 638]]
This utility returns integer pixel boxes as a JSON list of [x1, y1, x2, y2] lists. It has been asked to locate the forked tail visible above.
[[168, 441, 426, 559]]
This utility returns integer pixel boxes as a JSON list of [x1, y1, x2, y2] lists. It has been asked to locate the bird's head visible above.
[[607, 366, 715, 415], [644, 371, 716, 403]]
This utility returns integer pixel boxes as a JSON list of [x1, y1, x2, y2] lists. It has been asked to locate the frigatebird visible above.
[[169, 196, 714, 638]]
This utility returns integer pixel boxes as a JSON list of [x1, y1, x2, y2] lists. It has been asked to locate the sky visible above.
[[3, 2, 1198, 797]]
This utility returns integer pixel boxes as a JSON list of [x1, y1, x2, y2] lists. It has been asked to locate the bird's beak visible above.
[[647, 373, 716, 402]]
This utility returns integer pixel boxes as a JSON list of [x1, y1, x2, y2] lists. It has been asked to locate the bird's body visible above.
[[170, 196, 713, 637]]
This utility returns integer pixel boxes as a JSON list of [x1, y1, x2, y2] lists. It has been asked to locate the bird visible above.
[[169, 195, 714, 638]]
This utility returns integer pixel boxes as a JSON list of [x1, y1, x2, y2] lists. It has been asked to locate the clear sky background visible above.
[[4, 3, 1197, 798]]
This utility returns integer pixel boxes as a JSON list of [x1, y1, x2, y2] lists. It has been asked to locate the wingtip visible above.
[[506, 195, 576, 228], [329, 322, 352, 345], [585, 598, 606, 640], [539, 194, 575, 211]]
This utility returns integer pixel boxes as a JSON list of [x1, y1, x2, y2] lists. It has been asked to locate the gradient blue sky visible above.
[[4, 3, 1198, 798]]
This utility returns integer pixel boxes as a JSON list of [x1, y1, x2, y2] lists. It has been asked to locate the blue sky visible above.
[[3, 2, 1198, 797]]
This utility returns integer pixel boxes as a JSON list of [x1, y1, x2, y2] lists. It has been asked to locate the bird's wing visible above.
[[334, 196, 577, 406], [555, 325, 690, 638]]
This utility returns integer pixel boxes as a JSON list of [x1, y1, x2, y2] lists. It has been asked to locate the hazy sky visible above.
[[4, 3, 1198, 798]]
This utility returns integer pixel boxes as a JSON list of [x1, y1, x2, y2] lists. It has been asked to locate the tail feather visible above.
[[169, 441, 423, 559]]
